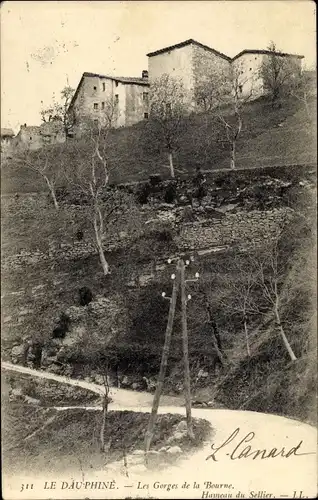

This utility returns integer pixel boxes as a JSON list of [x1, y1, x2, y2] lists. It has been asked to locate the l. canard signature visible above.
[[206, 427, 316, 462]]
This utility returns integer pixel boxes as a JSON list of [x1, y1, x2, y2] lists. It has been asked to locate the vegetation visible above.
[[2, 401, 211, 475], [40, 85, 75, 136], [2, 93, 316, 194], [1, 57, 316, 435], [145, 74, 190, 177]]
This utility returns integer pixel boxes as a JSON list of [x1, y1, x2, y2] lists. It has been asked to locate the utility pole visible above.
[[180, 259, 195, 439], [144, 261, 181, 454]]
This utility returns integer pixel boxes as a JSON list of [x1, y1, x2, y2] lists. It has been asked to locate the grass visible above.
[[2, 402, 211, 476], [1, 96, 316, 193]]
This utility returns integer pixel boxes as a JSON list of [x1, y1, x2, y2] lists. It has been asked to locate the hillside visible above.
[[1, 95, 316, 193], [2, 371, 210, 476], [1, 160, 316, 425]]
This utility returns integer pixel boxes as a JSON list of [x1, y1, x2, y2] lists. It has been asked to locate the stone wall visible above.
[[177, 208, 294, 251], [1, 188, 295, 271]]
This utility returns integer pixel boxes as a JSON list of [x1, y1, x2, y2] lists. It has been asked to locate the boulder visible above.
[[166, 446, 182, 455], [24, 395, 40, 405], [131, 382, 143, 391], [167, 431, 185, 444], [11, 344, 27, 364], [175, 420, 187, 433], [10, 387, 23, 398]]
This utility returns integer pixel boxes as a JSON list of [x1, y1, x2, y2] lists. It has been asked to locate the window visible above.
[[115, 94, 119, 104], [101, 101, 105, 110], [143, 92, 149, 102], [144, 112, 149, 119], [102, 82, 106, 91], [93, 103, 98, 110], [93, 86, 97, 90], [115, 81, 119, 87], [250, 68, 252, 71]]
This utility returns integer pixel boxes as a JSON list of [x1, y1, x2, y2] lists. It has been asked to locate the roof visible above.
[[232, 49, 304, 61], [146, 39, 304, 63], [1, 128, 15, 137], [83, 72, 149, 85], [68, 72, 149, 111], [146, 38, 231, 61]]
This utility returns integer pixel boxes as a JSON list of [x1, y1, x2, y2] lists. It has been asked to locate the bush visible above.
[[136, 182, 151, 204], [149, 174, 162, 187], [78, 287, 93, 306], [164, 181, 177, 204], [52, 312, 71, 339]]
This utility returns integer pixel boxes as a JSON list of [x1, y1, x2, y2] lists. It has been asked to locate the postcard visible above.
[[1, 1, 317, 499]]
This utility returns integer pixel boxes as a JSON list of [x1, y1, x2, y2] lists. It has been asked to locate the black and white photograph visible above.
[[1, 1, 317, 498]]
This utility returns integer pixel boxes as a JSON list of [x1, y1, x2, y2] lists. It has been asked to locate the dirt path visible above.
[[2, 361, 317, 499], [1, 361, 183, 407]]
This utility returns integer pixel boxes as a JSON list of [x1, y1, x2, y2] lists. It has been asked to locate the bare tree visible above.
[[194, 65, 254, 169], [216, 67, 255, 169], [251, 236, 298, 361], [41, 85, 75, 136], [146, 74, 189, 178], [215, 258, 261, 357], [15, 144, 64, 209], [100, 366, 112, 454], [64, 110, 143, 275], [260, 41, 302, 107], [288, 67, 316, 121]]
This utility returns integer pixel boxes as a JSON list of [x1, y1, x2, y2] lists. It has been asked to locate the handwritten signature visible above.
[[206, 427, 316, 462]]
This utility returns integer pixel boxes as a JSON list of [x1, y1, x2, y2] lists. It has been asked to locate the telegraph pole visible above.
[[144, 261, 181, 454], [180, 259, 195, 439]]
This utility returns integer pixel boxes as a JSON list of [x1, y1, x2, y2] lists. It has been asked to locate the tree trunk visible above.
[[180, 260, 194, 440], [274, 306, 297, 361], [168, 151, 175, 178], [230, 141, 236, 169], [44, 176, 59, 210], [144, 265, 180, 454], [93, 216, 110, 275], [244, 319, 251, 357], [100, 371, 111, 453]]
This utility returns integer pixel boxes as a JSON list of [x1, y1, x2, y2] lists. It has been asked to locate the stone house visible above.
[[13, 121, 66, 151], [67, 39, 304, 129], [231, 49, 304, 98], [67, 71, 150, 135], [147, 39, 231, 107], [147, 39, 304, 103]]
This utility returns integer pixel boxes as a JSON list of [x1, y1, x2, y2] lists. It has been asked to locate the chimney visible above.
[[142, 70, 149, 79]]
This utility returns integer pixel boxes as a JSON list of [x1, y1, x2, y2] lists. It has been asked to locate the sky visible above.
[[1, 0, 316, 133]]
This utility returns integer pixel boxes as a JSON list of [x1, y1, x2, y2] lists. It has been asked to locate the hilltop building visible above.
[[67, 71, 149, 135], [231, 49, 303, 97], [147, 39, 231, 104], [13, 121, 66, 151], [147, 39, 303, 99], [68, 39, 304, 132]]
